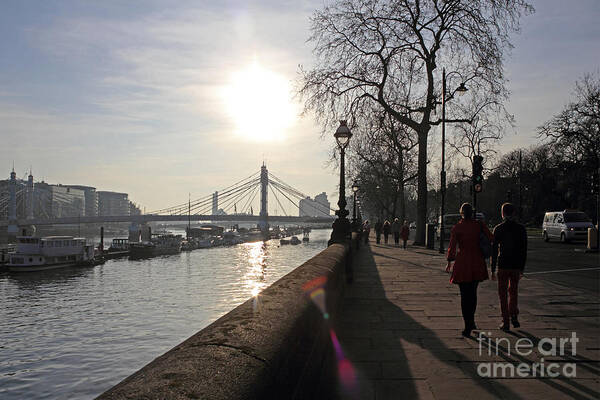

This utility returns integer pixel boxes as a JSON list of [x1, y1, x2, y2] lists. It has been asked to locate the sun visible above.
[[222, 61, 297, 141]]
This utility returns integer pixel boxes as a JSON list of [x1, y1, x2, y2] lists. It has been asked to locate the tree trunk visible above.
[[398, 149, 406, 223], [414, 128, 429, 245]]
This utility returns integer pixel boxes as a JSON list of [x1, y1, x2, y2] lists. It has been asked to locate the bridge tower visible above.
[[212, 191, 218, 215], [258, 163, 269, 233], [27, 169, 34, 219], [7, 167, 18, 238]]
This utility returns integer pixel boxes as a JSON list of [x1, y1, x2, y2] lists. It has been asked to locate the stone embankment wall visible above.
[[98, 242, 351, 400]]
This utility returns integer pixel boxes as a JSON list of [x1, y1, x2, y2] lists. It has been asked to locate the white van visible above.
[[542, 210, 594, 242]]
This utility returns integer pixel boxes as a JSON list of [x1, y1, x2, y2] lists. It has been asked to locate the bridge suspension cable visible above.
[[146, 171, 260, 215], [268, 173, 334, 217], [136, 167, 334, 219]]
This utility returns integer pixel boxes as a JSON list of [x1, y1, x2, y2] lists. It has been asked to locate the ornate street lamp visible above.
[[351, 182, 359, 228], [329, 120, 353, 246], [439, 68, 468, 254]]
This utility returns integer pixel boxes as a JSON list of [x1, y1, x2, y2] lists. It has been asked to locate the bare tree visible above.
[[349, 111, 418, 221], [298, 0, 532, 243], [538, 72, 600, 172], [448, 92, 511, 175]]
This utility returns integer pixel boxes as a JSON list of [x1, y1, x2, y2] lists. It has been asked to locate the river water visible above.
[[0, 228, 332, 399]]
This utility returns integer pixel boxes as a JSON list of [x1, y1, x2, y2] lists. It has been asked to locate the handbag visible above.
[[479, 221, 492, 259]]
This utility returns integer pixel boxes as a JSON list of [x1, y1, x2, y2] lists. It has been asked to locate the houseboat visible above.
[[6, 236, 95, 272]]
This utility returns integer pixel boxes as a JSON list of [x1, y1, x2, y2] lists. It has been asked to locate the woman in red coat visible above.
[[445, 203, 493, 337], [400, 220, 410, 249]]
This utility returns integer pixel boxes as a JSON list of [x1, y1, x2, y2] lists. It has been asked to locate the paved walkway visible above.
[[332, 237, 600, 400]]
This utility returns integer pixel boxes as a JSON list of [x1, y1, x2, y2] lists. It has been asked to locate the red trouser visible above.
[[497, 269, 521, 323]]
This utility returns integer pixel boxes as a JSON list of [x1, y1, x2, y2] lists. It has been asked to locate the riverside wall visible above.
[[97, 241, 353, 400]]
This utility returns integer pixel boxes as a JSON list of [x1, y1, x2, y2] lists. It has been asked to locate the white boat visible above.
[[7, 236, 95, 272], [222, 231, 244, 246]]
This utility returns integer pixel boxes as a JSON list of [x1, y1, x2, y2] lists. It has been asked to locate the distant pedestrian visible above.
[[401, 220, 410, 249], [446, 203, 493, 337], [492, 202, 527, 331], [362, 220, 371, 244], [392, 218, 401, 246], [383, 220, 391, 244], [375, 219, 383, 244]]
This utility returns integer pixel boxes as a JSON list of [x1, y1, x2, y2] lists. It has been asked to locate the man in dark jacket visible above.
[[492, 202, 527, 331]]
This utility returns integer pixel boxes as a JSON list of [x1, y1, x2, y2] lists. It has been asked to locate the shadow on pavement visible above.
[[329, 244, 528, 399]]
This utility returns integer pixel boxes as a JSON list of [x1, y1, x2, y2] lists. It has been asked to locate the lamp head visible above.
[[334, 120, 352, 149], [456, 82, 468, 96], [352, 183, 359, 193]]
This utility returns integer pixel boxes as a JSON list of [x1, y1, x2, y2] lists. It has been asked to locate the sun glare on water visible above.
[[223, 61, 297, 142]]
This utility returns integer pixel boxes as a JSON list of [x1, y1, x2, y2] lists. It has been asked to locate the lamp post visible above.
[[439, 68, 468, 254], [352, 182, 359, 229], [329, 120, 353, 246]]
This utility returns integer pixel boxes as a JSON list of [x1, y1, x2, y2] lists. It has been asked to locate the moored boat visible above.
[[104, 238, 130, 259], [129, 234, 183, 259], [6, 236, 95, 272], [222, 231, 244, 246]]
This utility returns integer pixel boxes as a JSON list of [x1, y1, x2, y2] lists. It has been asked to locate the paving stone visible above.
[[374, 379, 435, 400]]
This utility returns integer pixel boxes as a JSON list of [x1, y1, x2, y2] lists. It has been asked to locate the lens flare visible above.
[[303, 277, 357, 395], [302, 276, 328, 318], [330, 329, 357, 394]]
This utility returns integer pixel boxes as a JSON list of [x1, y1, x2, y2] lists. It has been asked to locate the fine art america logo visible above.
[[476, 332, 578, 378]]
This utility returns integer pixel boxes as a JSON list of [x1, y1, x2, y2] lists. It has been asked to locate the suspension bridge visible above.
[[0, 164, 335, 231]]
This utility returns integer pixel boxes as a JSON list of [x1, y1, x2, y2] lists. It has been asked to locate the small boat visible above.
[[197, 239, 213, 248], [222, 231, 244, 246], [244, 229, 266, 242], [181, 240, 198, 252], [6, 236, 96, 272], [105, 238, 130, 259], [129, 234, 182, 259], [290, 236, 301, 245]]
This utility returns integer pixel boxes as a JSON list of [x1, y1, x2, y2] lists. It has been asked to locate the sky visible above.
[[1, 0, 599, 213]]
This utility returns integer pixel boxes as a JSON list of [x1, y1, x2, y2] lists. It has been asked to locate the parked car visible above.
[[542, 210, 593, 243]]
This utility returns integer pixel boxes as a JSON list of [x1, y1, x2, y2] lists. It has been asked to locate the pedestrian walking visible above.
[[400, 220, 410, 249], [374, 219, 383, 244], [363, 220, 371, 244], [491, 202, 527, 331], [445, 203, 493, 337], [392, 218, 401, 246], [383, 220, 391, 244]]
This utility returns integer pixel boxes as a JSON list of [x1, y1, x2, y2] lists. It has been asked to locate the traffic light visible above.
[[472, 155, 484, 193]]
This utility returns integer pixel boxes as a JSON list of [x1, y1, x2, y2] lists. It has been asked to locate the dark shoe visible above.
[[461, 329, 472, 337], [499, 322, 510, 332], [511, 317, 520, 328]]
